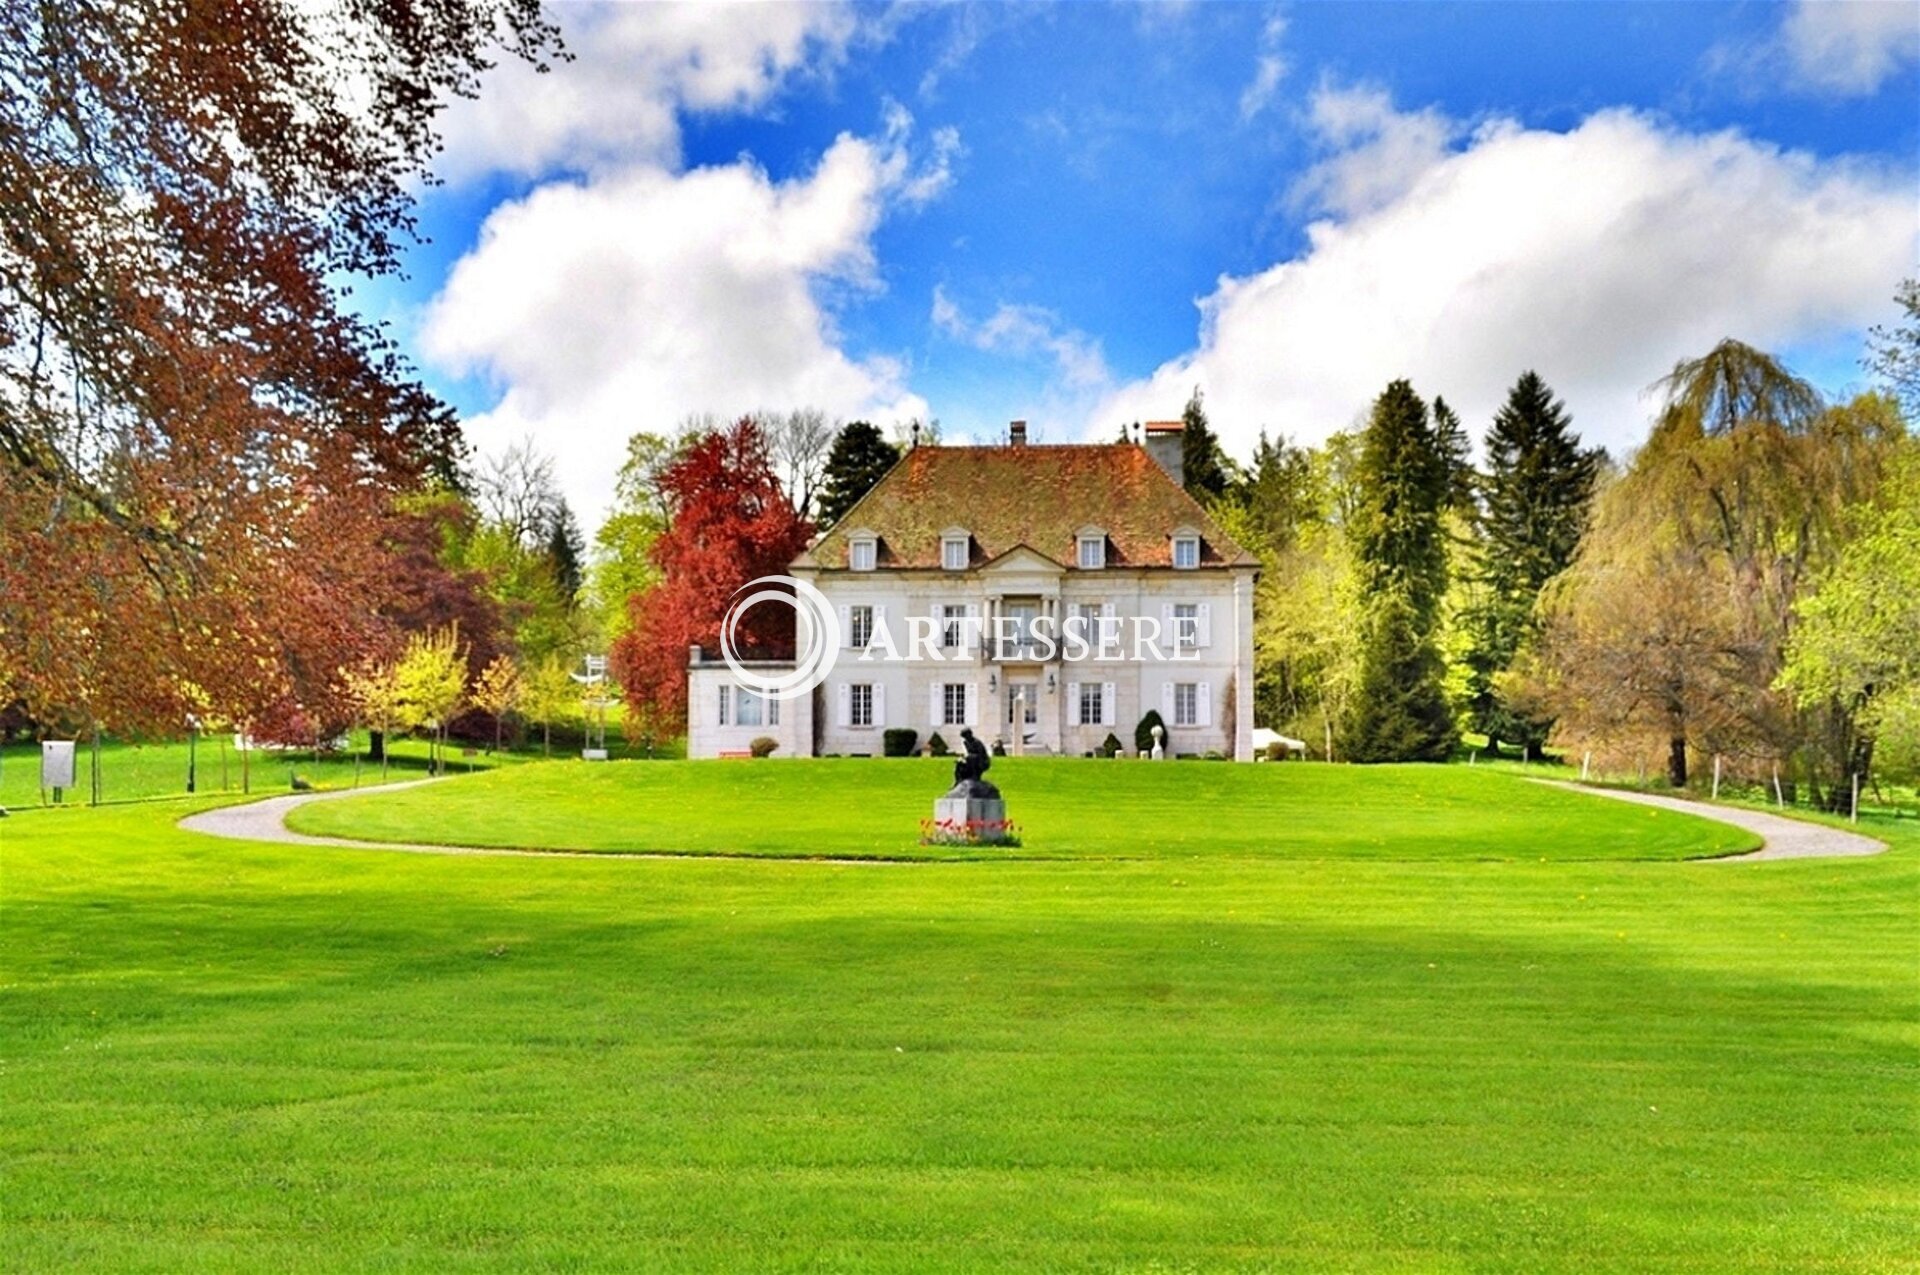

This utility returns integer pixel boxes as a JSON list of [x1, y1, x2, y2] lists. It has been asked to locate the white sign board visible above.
[[41, 741, 76, 790]]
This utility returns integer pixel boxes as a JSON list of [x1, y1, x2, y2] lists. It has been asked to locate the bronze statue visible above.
[[952, 727, 991, 787]]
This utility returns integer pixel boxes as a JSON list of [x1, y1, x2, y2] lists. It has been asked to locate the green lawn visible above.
[[3, 763, 1915, 1272], [286, 757, 1758, 861]]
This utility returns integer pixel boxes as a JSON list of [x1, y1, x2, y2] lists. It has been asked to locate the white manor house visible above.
[[688, 419, 1259, 760]]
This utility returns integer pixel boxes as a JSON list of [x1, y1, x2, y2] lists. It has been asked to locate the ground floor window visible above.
[[722, 686, 777, 727], [1078, 682, 1104, 727], [850, 683, 874, 727], [943, 682, 967, 726], [1174, 682, 1198, 727]]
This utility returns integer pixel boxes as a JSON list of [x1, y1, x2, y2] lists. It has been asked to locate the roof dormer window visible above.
[[1172, 534, 1200, 570], [941, 530, 969, 572], [849, 536, 877, 572], [1077, 530, 1106, 570]]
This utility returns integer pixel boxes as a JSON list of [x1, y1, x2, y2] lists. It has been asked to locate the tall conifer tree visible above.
[[816, 421, 901, 528], [1180, 389, 1234, 503], [1464, 372, 1602, 756], [1342, 380, 1456, 761]]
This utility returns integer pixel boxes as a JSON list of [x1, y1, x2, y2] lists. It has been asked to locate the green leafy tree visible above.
[[470, 654, 522, 753], [394, 624, 468, 775], [586, 432, 678, 646], [1864, 277, 1918, 418], [520, 655, 580, 758], [1782, 437, 1920, 785], [341, 658, 404, 780], [817, 420, 901, 527], [1523, 342, 1902, 796], [1462, 372, 1603, 757], [1254, 523, 1362, 758], [1341, 380, 1456, 761]]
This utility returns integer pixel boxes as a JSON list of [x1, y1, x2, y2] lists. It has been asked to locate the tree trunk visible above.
[[1667, 735, 1688, 788], [369, 729, 385, 762], [543, 722, 551, 758]]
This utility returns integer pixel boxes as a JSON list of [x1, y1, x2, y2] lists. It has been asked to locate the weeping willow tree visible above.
[[1515, 340, 1907, 801]]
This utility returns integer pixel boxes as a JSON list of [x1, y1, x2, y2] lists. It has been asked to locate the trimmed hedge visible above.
[[882, 728, 918, 758], [1134, 710, 1166, 755]]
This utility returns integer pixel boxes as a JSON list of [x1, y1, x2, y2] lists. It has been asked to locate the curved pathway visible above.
[[182, 777, 1890, 864], [177, 781, 610, 860], [1538, 782, 1886, 862], [176, 781, 902, 864]]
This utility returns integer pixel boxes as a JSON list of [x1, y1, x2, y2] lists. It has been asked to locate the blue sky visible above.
[[379, 1, 1920, 526]]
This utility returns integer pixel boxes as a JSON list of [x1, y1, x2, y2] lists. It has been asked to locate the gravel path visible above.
[[179, 778, 1890, 864], [175, 781, 902, 864], [176, 781, 616, 860], [1541, 782, 1887, 862]]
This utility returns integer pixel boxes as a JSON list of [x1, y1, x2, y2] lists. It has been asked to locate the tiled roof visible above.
[[798, 443, 1257, 571]]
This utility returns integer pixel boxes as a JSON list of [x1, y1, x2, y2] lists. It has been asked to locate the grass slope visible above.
[[3, 772, 1914, 1272], [286, 758, 1756, 861], [0, 735, 525, 809]]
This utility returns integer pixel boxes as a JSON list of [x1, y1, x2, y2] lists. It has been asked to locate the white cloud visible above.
[[423, 123, 947, 525], [1237, 12, 1289, 122], [1779, 0, 1920, 93], [1290, 79, 1459, 216], [1711, 0, 1920, 97], [931, 287, 1111, 390], [434, 0, 858, 180], [1090, 102, 1916, 464]]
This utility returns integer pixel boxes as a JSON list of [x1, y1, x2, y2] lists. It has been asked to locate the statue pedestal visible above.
[[927, 779, 1014, 845], [934, 794, 1007, 826]]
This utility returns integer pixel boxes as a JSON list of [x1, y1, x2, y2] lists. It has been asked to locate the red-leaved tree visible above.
[[610, 417, 813, 735]]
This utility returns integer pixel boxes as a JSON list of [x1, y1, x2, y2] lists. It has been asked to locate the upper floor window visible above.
[[1172, 536, 1200, 570], [849, 605, 874, 649], [1077, 535, 1105, 569], [1174, 603, 1199, 650], [849, 538, 877, 571], [942, 535, 968, 571], [942, 603, 967, 649]]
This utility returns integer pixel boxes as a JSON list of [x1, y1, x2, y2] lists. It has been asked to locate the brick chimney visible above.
[[1009, 419, 1028, 447], [1144, 420, 1184, 485]]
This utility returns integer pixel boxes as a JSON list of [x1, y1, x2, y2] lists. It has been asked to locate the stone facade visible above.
[[686, 426, 1260, 761]]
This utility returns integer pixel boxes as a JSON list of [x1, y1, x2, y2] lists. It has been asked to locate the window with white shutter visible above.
[[1174, 603, 1199, 651], [942, 683, 967, 726]]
